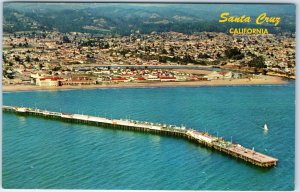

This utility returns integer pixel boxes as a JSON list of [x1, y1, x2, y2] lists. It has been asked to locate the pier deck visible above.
[[3, 105, 278, 167]]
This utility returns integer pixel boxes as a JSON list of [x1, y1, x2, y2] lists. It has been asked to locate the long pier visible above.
[[3, 105, 278, 168]]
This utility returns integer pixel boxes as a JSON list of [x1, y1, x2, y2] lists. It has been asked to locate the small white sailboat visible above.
[[263, 123, 269, 131]]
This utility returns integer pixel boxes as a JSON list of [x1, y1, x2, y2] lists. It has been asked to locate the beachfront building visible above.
[[204, 71, 223, 80], [220, 71, 233, 79], [233, 72, 243, 79], [134, 77, 146, 82], [61, 76, 97, 85], [159, 76, 177, 81], [36, 77, 64, 86], [144, 74, 160, 81], [111, 77, 129, 82]]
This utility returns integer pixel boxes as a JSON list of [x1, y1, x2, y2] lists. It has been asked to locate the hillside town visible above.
[[2, 31, 296, 87]]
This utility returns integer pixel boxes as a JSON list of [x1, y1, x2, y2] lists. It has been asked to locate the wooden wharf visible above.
[[3, 105, 278, 167]]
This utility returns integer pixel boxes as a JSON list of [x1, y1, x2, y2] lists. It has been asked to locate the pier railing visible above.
[[3, 105, 278, 167]]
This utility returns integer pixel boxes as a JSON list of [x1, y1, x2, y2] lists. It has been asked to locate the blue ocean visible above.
[[2, 82, 295, 190]]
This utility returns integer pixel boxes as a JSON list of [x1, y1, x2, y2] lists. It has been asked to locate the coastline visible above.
[[2, 76, 288, 92]]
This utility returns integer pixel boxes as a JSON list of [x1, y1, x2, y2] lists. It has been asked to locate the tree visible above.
[[198, 53, 210, 59], [3, 53, 7, 63], [52, 66, 61, 71], [225, 47, 244, 60], [182, 54, 193, 63], [25, 55, 31, 62], [14, 55, 21, 62], [161, 48, 168, 54], [63, 35, 71, 43], [247, 56, 266, 69], [159, 56, 167, 63], [104, 43, 110, 49], [169, 47, 175, 55]]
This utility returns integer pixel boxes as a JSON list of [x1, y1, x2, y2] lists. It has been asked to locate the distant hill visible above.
[[3, 3, 296, 35]]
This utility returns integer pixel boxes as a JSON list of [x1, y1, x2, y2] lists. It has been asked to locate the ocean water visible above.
[[2, 82, 295, 190]]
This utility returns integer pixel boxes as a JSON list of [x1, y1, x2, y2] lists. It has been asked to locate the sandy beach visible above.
[[2, 76, 288, 92]]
